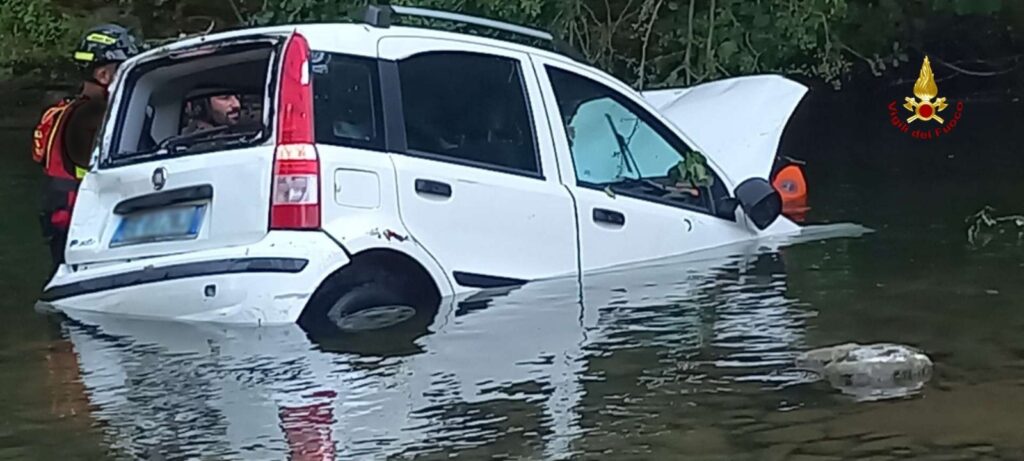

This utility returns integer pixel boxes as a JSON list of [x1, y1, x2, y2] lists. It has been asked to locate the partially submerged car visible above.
[[40, 6, 810, 328], [57, 239, 806, 459]]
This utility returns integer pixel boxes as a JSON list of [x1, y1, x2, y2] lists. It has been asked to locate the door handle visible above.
[[415, 179, 452, 198], [593, 208, 625, 226], [114, 184, 213, 215]]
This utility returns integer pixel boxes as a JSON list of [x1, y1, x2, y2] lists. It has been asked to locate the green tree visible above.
[[0, 0, 71, 78], [1, 0, 1019, 90]]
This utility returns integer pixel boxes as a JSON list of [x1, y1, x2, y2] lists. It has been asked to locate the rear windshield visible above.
[[106, 40, 278, 165]]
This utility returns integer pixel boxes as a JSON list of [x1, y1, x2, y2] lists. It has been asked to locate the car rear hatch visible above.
[[66, 31, 318, 266]]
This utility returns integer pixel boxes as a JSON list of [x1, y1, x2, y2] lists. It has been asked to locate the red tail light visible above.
[[271, 32, 320, 230]]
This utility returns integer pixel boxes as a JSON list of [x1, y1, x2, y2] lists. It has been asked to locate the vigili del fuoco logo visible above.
[[888, 56, 964, 140]]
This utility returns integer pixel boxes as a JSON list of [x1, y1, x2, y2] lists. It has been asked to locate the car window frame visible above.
[[541, 62, 734, 220], [310, 51, 387, 153], [101, 38, 282, 169], [384, 49, 546, 180]]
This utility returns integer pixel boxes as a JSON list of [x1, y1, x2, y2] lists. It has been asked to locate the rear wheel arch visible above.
[[298, 248, 442, 332]]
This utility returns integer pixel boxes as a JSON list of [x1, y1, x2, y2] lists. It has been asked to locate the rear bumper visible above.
[[40, 231, 351, 325]]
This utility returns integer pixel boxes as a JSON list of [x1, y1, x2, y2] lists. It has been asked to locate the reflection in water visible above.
[[56, 234, 861, 460]]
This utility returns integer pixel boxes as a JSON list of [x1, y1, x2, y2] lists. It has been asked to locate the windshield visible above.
[[568, 97, 706, 188]]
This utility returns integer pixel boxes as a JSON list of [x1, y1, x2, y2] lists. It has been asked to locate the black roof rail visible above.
[[356, 4, 586, 62]]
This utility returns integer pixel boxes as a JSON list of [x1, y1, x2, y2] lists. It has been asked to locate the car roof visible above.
[[139, 22, 586, 73], [129, 21, 635, 107]]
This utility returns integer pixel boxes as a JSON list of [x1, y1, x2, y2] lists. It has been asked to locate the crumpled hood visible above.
[[642, 75, 808, 183]]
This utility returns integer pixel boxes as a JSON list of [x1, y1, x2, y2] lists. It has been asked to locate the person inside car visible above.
[[182, 92, 242, 134]]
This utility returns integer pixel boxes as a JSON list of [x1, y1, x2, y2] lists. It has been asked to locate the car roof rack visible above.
[[357, 4, 586, 62]]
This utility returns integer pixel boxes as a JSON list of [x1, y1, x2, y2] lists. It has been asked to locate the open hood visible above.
[[642, 75, 808, 183]]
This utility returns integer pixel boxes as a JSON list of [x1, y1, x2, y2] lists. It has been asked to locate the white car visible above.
[[40, 6, 809, 329]]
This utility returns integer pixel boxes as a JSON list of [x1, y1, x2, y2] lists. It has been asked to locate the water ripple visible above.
[[49, 236, 865, 459]]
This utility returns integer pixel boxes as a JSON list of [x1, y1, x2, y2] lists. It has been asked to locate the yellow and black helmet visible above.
[[73, 24, 140, 68]]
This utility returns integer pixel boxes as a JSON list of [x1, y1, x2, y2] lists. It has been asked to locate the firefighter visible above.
[[33, 24, 140, 272]]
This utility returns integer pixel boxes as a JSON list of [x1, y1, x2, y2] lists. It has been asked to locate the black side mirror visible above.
[[734, 178, 782, 230], [715, 197, 740, 221]]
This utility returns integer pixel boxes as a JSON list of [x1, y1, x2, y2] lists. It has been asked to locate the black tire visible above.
[[325, 283, 415, 331], [299, 268, 438, 341]]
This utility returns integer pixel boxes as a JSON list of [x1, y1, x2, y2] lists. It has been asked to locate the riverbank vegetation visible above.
[[2, 0, 1022, 91]]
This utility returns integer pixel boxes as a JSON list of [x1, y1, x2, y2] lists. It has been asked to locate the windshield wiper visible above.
[[594, 177, 668, 198], [115, 124, 262, 161], [166, 130, 263, 153], [606, 177, 667, 192], [157, 125, 231, 150], [604, 114, 642, 176]]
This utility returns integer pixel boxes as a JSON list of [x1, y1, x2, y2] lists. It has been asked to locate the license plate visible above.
[[110, 205, 206, 247]]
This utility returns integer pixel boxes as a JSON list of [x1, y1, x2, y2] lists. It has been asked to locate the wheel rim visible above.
[[333, 305, 417, 331]]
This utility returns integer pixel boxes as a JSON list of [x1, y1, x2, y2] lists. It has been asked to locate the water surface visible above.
[[2, 95, 1024, 460]]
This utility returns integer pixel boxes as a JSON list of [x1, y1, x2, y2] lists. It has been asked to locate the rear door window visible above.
[[311, 52, 384, 151], [395, 51, 540, 175]]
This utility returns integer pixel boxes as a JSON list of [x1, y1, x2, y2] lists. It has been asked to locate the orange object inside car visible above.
[[773, 164, 808, 219]]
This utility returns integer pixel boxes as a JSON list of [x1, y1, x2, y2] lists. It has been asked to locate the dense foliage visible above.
[[0, 0, 71, 79], [2, 0, 1020, 88]]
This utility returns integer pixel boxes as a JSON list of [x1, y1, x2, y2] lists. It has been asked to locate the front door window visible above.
[[547, 66, 728, 216]]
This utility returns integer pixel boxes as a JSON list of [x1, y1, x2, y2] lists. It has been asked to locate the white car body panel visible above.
[[66, 146, 275, 265], [642, 75, 809, 182], [378, 37, 579, 287], [531, 56, 771, 272], [388, 156, 580, 286], [44, 231, 350, 324], [566, 188, 758, 272], [317, 144, 456, 297], [130, 24, 381, 62]]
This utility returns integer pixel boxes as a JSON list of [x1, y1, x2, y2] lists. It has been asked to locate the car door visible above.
[[532, 57, 755, 272], [377, 37, 578, 289]]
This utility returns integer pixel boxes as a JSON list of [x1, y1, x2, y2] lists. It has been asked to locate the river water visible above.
[[2, 90, 1024, 460]]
